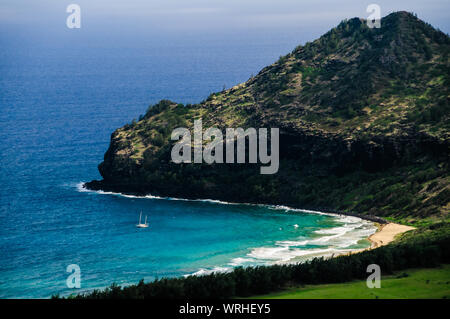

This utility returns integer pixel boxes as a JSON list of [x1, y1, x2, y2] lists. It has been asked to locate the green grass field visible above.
[[252, 265, 450, 299]]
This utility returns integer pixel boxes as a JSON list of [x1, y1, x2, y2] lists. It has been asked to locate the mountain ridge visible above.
[[86, 12, 449, 224]]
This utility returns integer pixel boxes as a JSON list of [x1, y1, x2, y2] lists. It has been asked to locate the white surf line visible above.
[[76, 182, 361, 221]]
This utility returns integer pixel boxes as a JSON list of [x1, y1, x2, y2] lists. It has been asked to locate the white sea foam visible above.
[[185, 266, 231, 277], [76, 182, 89, 192], [275, 239, 309, 247], [244, 215, 376, 265], [315, 226, 351, 235], [248, 246, 336, 263], [77, 182, 238, 205], [228, 257, 255, 266], [248, 246, 290, 260], [171, 197, 238, 205]]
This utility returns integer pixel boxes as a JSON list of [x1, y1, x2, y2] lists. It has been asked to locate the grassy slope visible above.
[[252, 264, 450, 299]]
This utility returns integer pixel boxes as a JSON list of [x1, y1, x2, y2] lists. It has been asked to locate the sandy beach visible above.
[[338, 222, 416, 257], [368, 223, 416, 248]]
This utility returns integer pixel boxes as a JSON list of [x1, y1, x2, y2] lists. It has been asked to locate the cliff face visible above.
[[86, 12, 450, 222]]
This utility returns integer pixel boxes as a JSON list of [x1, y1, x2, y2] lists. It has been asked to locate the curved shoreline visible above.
[[81, 182, 388, 224], [79, 181, 380, 263], [75, 181, 417, 288]]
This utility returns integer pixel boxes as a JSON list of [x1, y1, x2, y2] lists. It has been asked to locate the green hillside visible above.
[[252, 265, 450, 299], [86, 11, 449, 224]]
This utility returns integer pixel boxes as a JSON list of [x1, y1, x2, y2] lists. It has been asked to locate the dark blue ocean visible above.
[[0, 29, 375, 298]]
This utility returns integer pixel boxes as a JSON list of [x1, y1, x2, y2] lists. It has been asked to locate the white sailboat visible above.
[[136, 211, 149, 228]]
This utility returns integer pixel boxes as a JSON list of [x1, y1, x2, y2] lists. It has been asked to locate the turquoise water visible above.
[[0, 31, 376, 298]]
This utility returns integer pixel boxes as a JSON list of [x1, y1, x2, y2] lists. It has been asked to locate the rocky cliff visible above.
[[86, 12, 449, 224]]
